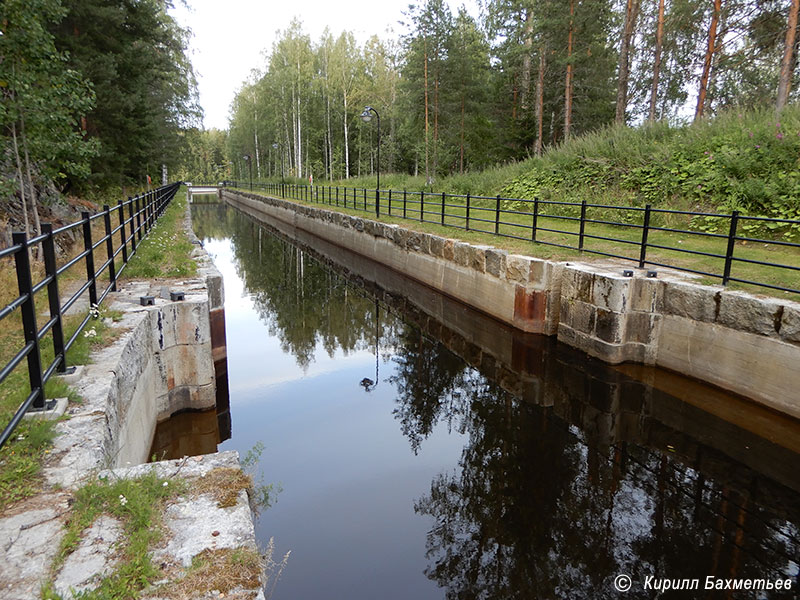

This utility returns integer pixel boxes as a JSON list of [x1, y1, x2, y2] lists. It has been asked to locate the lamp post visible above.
[[242, 154, 252, 191], [360, 299, 380, 392], [272, 142, 285, 198], [360, 106, 380, 216]]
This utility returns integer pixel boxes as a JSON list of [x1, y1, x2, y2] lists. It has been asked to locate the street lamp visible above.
[[360, 106, 380, 216], [242, 154, 252, 191], [272, 142, 285, 198]]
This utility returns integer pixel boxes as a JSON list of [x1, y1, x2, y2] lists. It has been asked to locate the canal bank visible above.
[[188, 201, 799, 600], [221, 189, 800, 419], [0, 199, 265, 599]]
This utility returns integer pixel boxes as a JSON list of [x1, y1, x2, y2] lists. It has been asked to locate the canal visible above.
[[158, 201, 800, 599]]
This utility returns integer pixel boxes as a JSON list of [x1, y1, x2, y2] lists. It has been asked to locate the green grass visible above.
[[0, 309, 122, 510], [235, 186, 800, 302], [43, 471, 186, 600], [120, 189, 196, 280]]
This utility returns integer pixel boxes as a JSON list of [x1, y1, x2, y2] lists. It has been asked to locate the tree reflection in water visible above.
[[192, 203, 800, 599]]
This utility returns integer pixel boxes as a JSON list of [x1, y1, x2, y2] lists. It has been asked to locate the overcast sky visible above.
[[169, 0, 481, 131]]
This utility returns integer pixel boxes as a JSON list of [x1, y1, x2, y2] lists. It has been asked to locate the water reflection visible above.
[[191, 202, 800, 599]]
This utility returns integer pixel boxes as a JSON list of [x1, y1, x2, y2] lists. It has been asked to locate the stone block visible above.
[[393, 227, 410, 250], [592, 274, 631, 313], [485, 249, 508, 278], [780, 305, 800, 343], [717, 291, 785, 336], [153, 302, 210, 349], [595, 308, 623, 344], [561, 267, 594, 303], [429, 235, 446, 258], [506, 255, 531, 284], [625, 312, 659, 345], [364, 220, 377, 236], [417, 233, 431, 255], [163, 343, 214, 390], [376, 223, 394, 239], [206, 272, 224, 309], [454, 242, 471, 267], [407, 232, 423, 252], [630, 277, 662, 313], [561, 299, 596, 333], [661, 280, 719, 322], [443, 239, 455, 261], [529, 258, 549, 286], [470, 246, 489, 273]]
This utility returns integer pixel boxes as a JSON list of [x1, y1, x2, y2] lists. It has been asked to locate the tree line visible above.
[[226, 0, 800, 186], [1, 0, 199, 238]]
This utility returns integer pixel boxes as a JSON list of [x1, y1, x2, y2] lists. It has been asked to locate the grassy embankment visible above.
[[242, 107, 800, 298], [0, 188, 195, 511]]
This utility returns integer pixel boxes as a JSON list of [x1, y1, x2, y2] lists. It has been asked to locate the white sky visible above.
[[169, 0, 481, 131]]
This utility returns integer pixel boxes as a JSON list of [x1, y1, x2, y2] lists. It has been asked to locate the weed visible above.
[[47, 471, 186, 599]]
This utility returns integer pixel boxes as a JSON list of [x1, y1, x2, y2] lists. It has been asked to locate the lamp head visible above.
[[360, 106, 373, 123], [272, 143, 279, 149], [242, 154, 250, 161]]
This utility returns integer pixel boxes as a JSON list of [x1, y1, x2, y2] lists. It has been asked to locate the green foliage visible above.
[[174, 129, 230, 184], [0, 0, 98, 190], [501, 106, 800, 238], [52, 0, 201, 188]]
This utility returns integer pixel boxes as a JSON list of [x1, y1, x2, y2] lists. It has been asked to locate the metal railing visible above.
[[224, 181, 800, 295], [0, 182, 181, 448]]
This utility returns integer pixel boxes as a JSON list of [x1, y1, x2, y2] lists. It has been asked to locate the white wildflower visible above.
[[119, 494, 128, 506]]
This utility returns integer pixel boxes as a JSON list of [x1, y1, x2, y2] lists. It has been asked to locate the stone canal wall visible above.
[[221, 189, 800, 419], [45, 246, 224, 482]]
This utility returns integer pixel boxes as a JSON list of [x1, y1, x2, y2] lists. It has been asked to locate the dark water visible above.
[[167, 202, 800, 599]]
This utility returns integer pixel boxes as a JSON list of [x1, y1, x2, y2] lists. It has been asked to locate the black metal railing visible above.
[[223, 181, 800, 295], [0, 182, 181, 449]]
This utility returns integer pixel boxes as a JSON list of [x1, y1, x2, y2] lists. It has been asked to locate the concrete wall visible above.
[[43, 259, 224, 484], [222, 189, 800, 419]]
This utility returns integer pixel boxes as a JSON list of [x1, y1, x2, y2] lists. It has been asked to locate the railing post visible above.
[[149, 190, 155, 230], [403, 189, 407, 219], [363, 188, 367, 211], [103, 205, 117, 292], [466, 193, 471, 231], [128, 198, 137, 254], [143, 192, 150, 234], [135, 196, 142, 242], [82, 211, 98, 307], [12, 232, 45, 409], [638, 204, 652, 269], [336, 186, 339, 206], [441, 192, 446, 225], [722, 211, 740, 285], [578, 200, 587, 250], [532, 197, 539, 241], [118, 200, 128, 264], [495, 195, 501, 234], [420, 191, 425, 222], [41, 224, 66, 373], [376, 189, 380, 217]]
